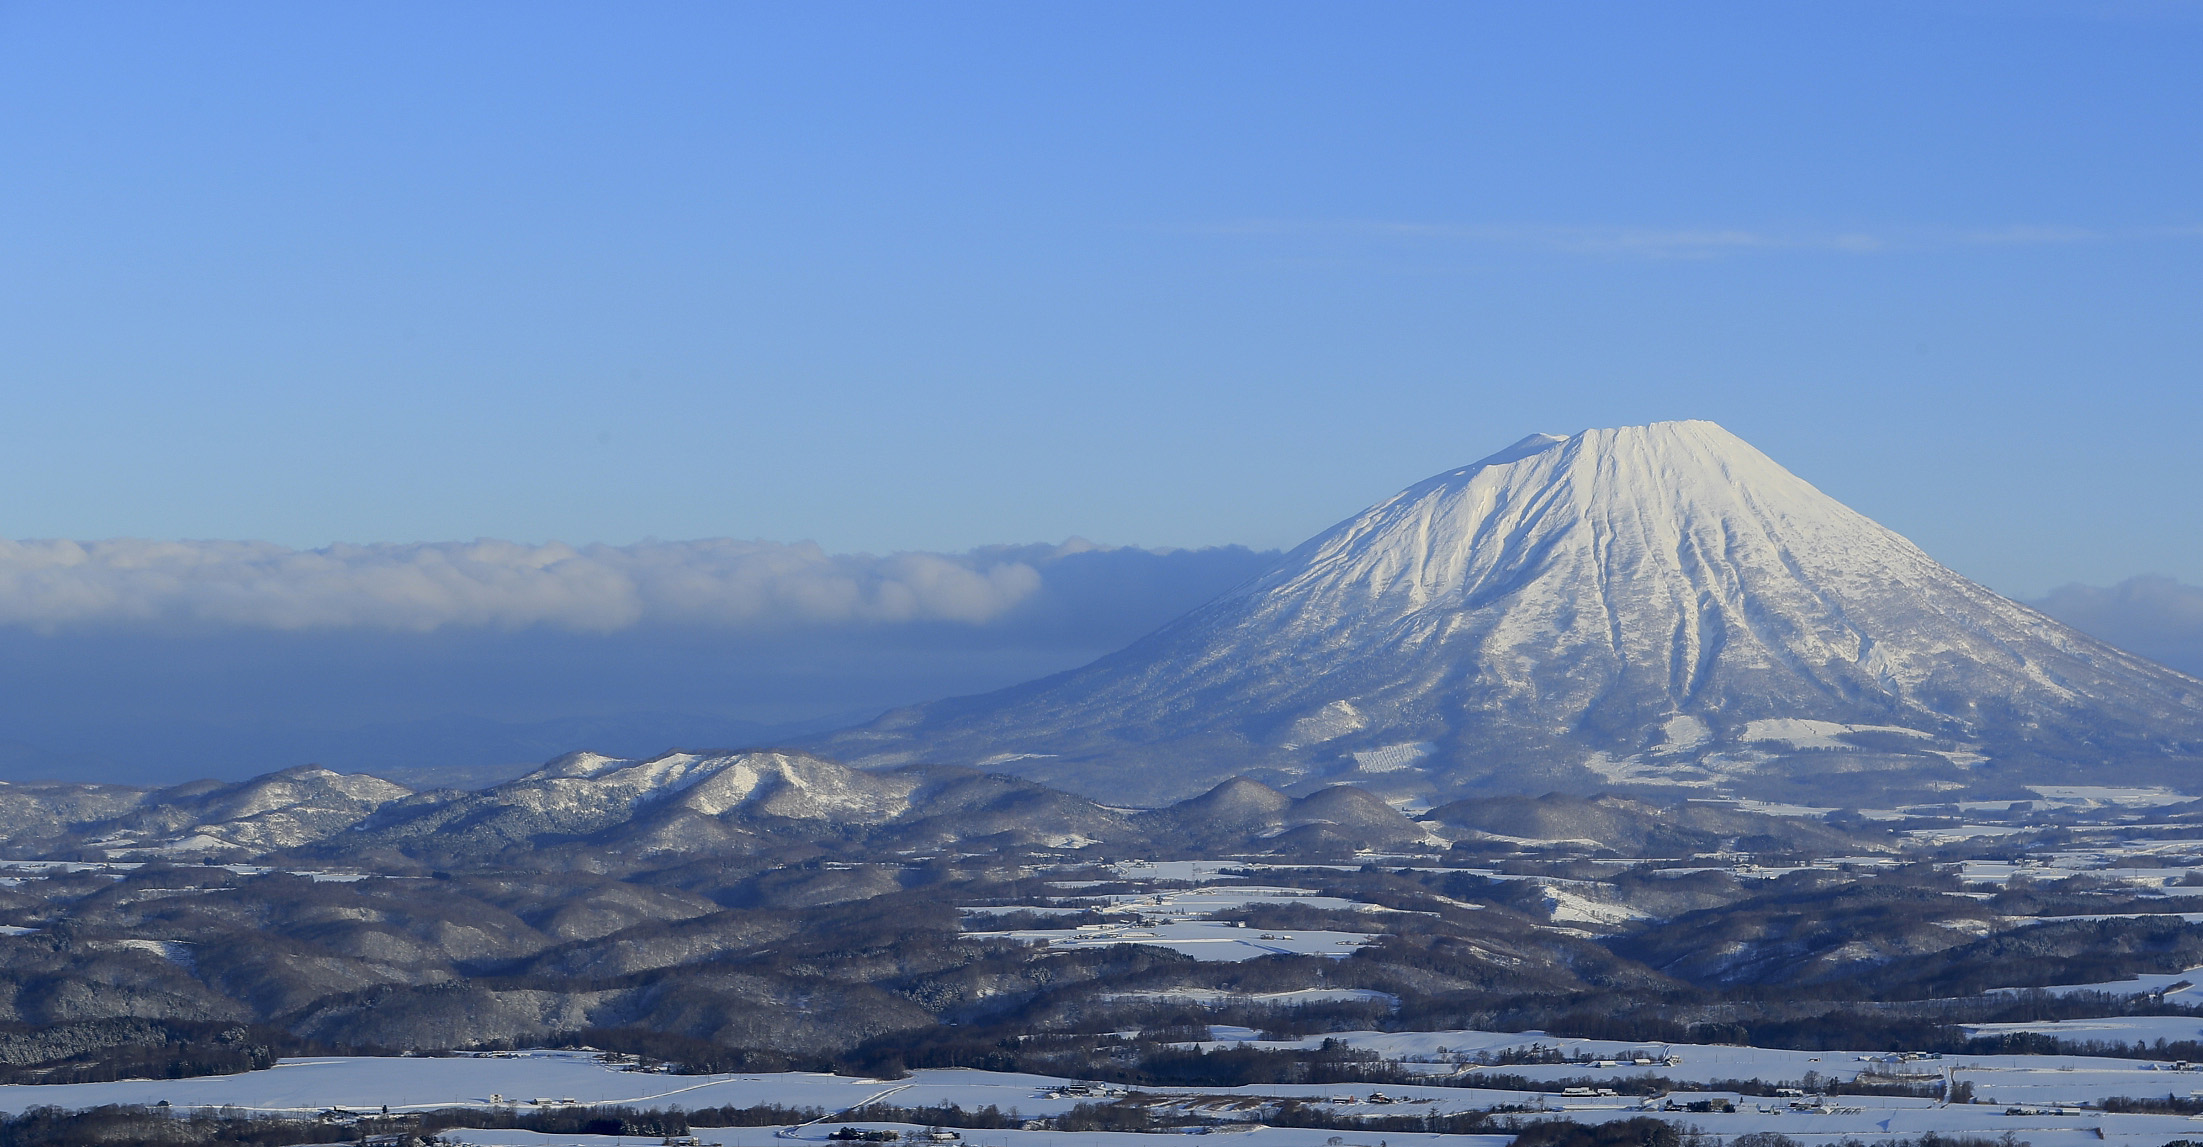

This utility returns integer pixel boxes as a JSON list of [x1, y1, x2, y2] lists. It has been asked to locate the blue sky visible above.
[[2, 2, 2198, 596], [2, 3, 2202, 783]]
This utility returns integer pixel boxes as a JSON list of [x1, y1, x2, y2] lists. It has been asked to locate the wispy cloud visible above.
[[1197, 218, 2196, 259], [1357, 222, 1890, 258]]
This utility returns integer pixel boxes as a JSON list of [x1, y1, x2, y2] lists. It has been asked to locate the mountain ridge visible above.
[[0, 752, 1506, 864]]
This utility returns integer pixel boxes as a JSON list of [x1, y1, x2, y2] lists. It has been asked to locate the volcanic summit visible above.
[[822, 421, 2203, 805]]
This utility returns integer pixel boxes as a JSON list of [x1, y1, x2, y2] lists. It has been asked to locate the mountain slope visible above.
[[820, 420, 2203, 804]]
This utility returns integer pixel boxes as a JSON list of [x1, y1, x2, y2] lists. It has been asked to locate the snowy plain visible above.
[[10, 1035, 2203, 1147], [961, 884, 1391, 960]]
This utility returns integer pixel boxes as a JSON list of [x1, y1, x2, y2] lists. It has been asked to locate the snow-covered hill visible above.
[[822, 421, 2203, 804], [0, 753, 1514, 862], [88, 766, 411, 855]]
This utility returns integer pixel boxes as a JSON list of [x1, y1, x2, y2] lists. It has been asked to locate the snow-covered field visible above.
[[966, 919, 1378, 960], [440, 1127, 1514, 1147], [1960, 1015, 2203, 1045], [963, 884, 1390, 960], [1185, 1028, 2203, 1104], [430, 1116, 2203, 1147], [1990, 964, 2203, 1000], [0, 1056, 1093, 1119], [1096, 989, 1399, 1008], [15, 1034, 2203, 1147], [396, 1103, 2203, 1147]]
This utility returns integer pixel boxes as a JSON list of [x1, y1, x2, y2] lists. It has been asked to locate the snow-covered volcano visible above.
[[821, 421, 2203, 805]]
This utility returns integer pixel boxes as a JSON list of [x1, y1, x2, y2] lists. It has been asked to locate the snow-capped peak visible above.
[[826, 420, 2203, 805]]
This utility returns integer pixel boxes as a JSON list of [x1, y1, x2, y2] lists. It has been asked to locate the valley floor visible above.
[[12, 1037, 2203, 1147]]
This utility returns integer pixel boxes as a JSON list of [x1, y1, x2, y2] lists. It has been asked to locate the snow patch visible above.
[[1352, 742, 1435, 773], [971, 919, 1379, 961], [1283, 701, 1367, 748], [977, 752, 1057, 767], [1582, 752, 1717, 788], [149, 834, 241, 855], [1990, 964, 2203, 1000], [2028, 785, 2193, 808], [104, 939, 195, 969], [1741, 719, 1935, 750], [1097, 988, 1400, 1008], [1657, 715, 1712, 754], [1541, 887, 1645, 927]]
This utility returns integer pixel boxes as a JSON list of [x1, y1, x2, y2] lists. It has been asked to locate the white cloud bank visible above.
[[0, 537, 1056, 633]]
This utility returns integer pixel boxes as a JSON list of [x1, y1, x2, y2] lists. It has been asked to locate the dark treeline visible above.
[[560, 1026, 833, 1074], [1261, 1098, 1502, 1134], [1511, 1116, 1714, 1147], [0, 1096, 1488, 1146], [820, 986, 2203, 1092], [0, 1105, 340, 1147], [2098, 1094, 2203, 1115], [1051, 1097, 1507, 1135], [1512, 1129, 2030, 1147], [843, 1102, 1021, 1129], [0, 1101, 801, 1147], [0, 1021, 328, 1086], [835, 1027, 1411, 1085]]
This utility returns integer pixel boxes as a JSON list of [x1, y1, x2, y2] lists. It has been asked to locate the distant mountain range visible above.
[[0, 748, 1876, 867], [816, 421, 2203, 805]]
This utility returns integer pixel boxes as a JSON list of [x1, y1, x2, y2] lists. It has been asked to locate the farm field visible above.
[[12, 1035, 2203, 1147]]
